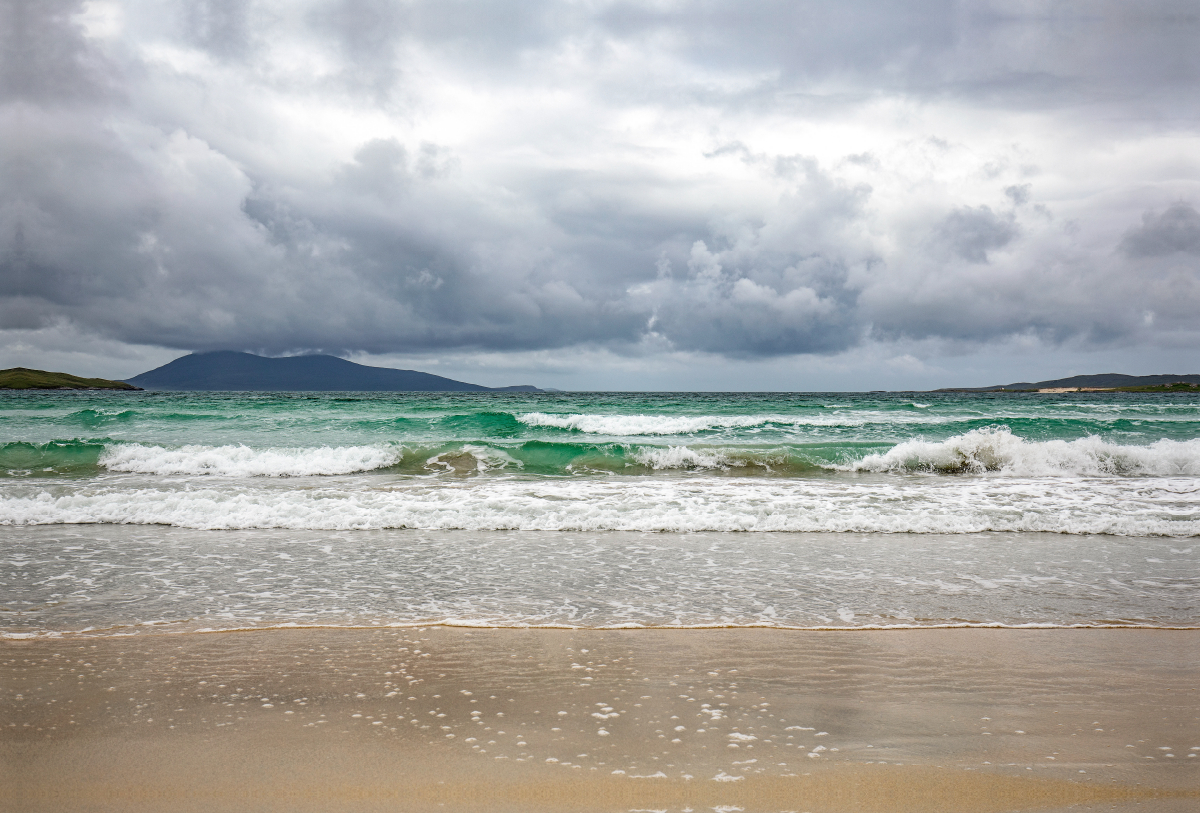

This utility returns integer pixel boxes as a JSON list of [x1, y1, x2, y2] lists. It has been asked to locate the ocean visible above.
[[2, 390, 1197, 636]]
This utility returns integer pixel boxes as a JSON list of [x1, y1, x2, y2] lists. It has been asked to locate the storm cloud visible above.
[[1121, 203, 1200, 258], [2, 1, 1198, 383]]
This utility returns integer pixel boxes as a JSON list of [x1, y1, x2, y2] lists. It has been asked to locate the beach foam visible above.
[[2, 475, 1195, 534]]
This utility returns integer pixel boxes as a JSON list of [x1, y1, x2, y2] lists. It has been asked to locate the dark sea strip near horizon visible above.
[[2, 390, 1197, 636]]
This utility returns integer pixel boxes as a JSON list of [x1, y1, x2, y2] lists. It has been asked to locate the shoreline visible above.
[[4, 627, 1197, 812], [7, 620, 1200, 641]]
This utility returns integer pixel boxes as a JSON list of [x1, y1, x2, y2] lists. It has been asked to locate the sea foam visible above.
[[99, 443, 401, 477], [3, 475, 1196, 534]]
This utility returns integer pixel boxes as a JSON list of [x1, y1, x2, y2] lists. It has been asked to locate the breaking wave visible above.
[[6, 427, 1200, 479], [99, 443, 402, 477], [518, 412, 779, 435], [844, 427, 1200, 476]]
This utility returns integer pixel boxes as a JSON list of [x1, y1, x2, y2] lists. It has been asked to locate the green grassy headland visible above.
[[0, 368, 142, 390], [1113, 382, 1200, 393]]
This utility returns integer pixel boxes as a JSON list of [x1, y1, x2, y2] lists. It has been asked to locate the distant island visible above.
[[937, 373, 1200, 393], [125, 351, 543, 392], [0, 368, 143, 390]]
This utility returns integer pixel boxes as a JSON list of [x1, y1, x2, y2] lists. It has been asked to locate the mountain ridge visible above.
[[126, 352, 541, 392]]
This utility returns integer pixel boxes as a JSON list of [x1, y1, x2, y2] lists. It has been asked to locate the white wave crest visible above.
[[2, 475, 1195, 534], [517, 410, 968, 434], [632, 445, 733, 469], [844, 427, 1200, 476], [519, 413, 773, 435], [99, 443, 401, 477], [630, 445, 786, 470]]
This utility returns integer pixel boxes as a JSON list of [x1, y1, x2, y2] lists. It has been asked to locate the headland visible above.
[[937, 373, 1200, 393], [0, 368, 142, 391]]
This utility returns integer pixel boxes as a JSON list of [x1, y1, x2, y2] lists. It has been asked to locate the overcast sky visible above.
[[2, 1, 1198, 389]]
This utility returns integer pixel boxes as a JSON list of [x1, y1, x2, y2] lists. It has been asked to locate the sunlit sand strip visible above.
[[10, 761, 1191, 813], [4, 628, 1198, 812]]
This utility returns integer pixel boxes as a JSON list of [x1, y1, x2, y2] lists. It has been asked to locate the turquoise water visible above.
[[4, 390, 1200, 479], [2, 390, 1197, 634]]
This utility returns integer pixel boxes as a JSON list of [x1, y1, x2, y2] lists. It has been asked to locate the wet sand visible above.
[[3, 628, 1198, 812]]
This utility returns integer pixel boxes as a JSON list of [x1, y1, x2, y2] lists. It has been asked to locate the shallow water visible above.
[[3, 528, 1195, 636]]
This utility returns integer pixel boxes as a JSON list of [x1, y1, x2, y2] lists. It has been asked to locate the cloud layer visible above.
[[2, 0, 1199, 377]]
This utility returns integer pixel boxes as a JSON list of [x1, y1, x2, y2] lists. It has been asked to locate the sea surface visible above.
[[2, 390, 1197, 636]]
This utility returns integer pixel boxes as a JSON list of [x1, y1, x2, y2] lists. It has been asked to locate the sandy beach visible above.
[[9, 0, 1200, 808], [3, 627, 1197, 812]]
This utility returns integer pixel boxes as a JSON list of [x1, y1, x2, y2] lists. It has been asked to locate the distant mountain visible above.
[[938, 373, 1200, 392], [126, 352, 541, 392], [1, 368, 143, 390]]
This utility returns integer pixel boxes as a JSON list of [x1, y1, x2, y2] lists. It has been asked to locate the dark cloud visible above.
[[1121, 203, 1200, 257], [0, 0, 114, 103], [2, 0, 1198, 369], [184, 0, 251, 55], [599, 1, 957, 82], [865, 198, 1200, 349], [633, 243, 862, 356], [156, 0, 1200, 113], [1004, 184, 1030, 206], [936, 205, 1018, 263]]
